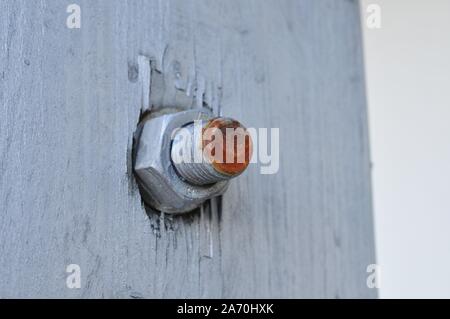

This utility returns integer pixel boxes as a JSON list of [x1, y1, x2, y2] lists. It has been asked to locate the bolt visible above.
[[171, 117, 253, 185], [134, 109, 231, 214]]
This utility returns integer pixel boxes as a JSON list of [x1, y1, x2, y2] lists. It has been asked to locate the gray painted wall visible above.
[[0, 0, 376, 298]]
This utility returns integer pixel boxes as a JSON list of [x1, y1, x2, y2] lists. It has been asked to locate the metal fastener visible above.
[[133, 109, 252, 214], [171, 117, 252, 185]]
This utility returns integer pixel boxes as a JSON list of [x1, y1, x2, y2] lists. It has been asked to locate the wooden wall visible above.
[[0, 0, 376, 298]]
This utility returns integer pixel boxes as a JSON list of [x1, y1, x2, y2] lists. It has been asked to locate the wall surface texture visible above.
[[0, 0, 376, 298]]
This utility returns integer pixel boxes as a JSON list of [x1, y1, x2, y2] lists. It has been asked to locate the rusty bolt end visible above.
[[202, 117, 253, 177]]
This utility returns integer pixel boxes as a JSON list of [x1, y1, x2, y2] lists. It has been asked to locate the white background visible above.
[[361, 0, 450, 298]]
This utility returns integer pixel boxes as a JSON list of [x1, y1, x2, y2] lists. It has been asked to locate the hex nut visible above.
[[133, 109, 229, 214]]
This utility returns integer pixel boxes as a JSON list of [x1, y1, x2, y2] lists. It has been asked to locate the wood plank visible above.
[[0, 0, 376, 298]]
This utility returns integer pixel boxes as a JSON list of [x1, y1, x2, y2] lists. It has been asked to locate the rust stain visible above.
[[202, 118, 253, 176]]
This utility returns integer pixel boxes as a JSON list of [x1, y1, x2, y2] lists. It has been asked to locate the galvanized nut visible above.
[[133, 109, 252, 214]]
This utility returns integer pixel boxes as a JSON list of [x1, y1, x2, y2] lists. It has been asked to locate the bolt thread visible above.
[[170, 118, 251, 186]]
